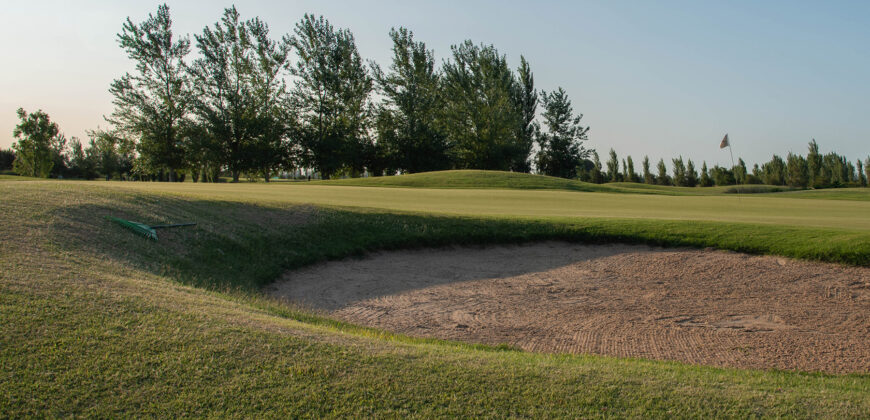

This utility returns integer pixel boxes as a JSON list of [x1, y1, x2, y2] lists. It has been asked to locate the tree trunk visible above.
[[232, 170, 240, 183]]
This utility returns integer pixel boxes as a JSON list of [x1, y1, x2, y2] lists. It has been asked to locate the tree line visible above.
[[60, 4, 586, 182], [575, 139, 868, 188], [3, 4, 868, 189]]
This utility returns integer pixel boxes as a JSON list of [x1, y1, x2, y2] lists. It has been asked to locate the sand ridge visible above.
[[268, 242, 870, 373]]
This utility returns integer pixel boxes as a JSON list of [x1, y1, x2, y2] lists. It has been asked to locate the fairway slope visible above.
[[315, 169, 614, 192], [312, 169, 870, 200]]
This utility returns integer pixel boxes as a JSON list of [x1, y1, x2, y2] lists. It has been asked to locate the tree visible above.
[[734, 158, 747, 185], [671, 156, 687, 186], [656, 159, 670, 185], [11, 108, 59, 178], [625, 156, 638, 183], [642, 156, 654, 184], [48, 133, 69, 178], [807, 139, 823, 188], [786, 152, 809, 188], [864, 157, 870, 188], [109, 4, 192, 181], [711, 165, 735, 185], [699, 161, 713, 187], [606, 149, 620, 182], [821, 152, 848, 187], [248, 15, 292, 181], [289, 14, 373, 179], [190, 7, 291, 182], [87, 129, 129, 180], [511, 56, 538, 172], [685, 159, 698, 187], [589, 151, 604, 184], [441, 41, 525, 170], [535, 87, 590, 179], [761, 155, 787, 185], [372, 27, 448, 174], [67, 137, 96, 179]]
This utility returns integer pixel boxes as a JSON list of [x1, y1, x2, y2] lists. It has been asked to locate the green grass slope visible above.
[[317, 170, 616, 192], [2, 181, 869, 417], [316, 169, 703, 195], [314, 169, 870, 200], [101, 180, 870, 233]]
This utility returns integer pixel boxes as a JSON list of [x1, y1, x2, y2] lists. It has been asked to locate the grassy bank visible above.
[[2, 180, 869, 417], [312, 169, 870, 200]]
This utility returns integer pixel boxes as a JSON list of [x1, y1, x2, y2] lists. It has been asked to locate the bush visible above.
[[723, 185, 794, 194], [0, 148, 16, 170]]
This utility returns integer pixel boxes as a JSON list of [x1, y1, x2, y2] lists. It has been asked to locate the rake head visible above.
[[106, 216, 158, 240]]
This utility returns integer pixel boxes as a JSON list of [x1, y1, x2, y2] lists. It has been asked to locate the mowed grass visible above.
[[98, 178, 870, 233], [2, 180, 869, 417], [313, 169, 870, 200], [316, 169, 727, 195]]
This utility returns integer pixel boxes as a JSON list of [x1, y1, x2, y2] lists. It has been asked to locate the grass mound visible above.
[[2, 181, 869, 416], [316, 169, 613, 192], [314, 169, 870, 199]]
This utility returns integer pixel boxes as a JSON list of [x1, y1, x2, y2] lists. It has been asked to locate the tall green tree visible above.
[[685, 159, 698, 187], [807, 139, 823, 187], [625, 156, 638, 183], [711, 165, 735, 186], [511, 56, 538, 172], [11, 108, 59, 178], [671, 156, 687, 186], [786, 152, 809, 188], [656, 159, 670, 185], [864, 157, 870, 187], [589, 151, 604, 184], [87, 129, 122, 180], [67, 137, 96, 180], [642, 156, 654, 184], [535, 88, 590, 179], [761, 155, 787, 185], [249, 16, 292, 181], [734, 158, 747, 184], [606, 149, 620, 182], [189, 7, 291, 182], [289, 14, 373, 179], [699, 161, 713, 187], [441, 41, 525, 170], [372, 27, 448, 174], [109, 4, 192, 181]]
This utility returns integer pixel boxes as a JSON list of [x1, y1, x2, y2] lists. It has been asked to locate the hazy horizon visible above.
[[2, 0, 868, 167]]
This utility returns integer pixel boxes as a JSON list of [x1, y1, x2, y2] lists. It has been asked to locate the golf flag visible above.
[[720, 134, 730, 149]]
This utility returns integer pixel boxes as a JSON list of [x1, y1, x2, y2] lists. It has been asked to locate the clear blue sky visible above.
[[2, 0, 868, 168]]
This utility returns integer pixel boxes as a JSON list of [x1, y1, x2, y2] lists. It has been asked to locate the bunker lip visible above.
[[268, 242, 870, 374]]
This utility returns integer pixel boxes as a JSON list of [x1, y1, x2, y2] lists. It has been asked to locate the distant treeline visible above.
[[579, 140, 868, 188], [4, 4, 868, 189]]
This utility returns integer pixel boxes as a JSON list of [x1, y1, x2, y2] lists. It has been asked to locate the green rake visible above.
[[107, 216, 196, 241]]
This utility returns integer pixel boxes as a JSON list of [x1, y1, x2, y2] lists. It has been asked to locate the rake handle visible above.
[[149, 223, 197, 229]]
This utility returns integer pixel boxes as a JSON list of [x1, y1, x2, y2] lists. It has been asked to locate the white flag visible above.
[[719, 134, 730, 149]]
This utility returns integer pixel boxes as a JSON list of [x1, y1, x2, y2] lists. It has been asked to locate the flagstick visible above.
[[728, 144, 741, 202]]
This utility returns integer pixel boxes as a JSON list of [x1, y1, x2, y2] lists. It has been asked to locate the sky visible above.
[[1, 0, 868, 168]]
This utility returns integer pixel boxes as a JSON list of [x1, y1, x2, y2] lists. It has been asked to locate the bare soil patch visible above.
[[268, 242, 870, 373]]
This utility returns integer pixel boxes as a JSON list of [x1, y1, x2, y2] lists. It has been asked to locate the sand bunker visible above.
[[268, 242, 870, 373]]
